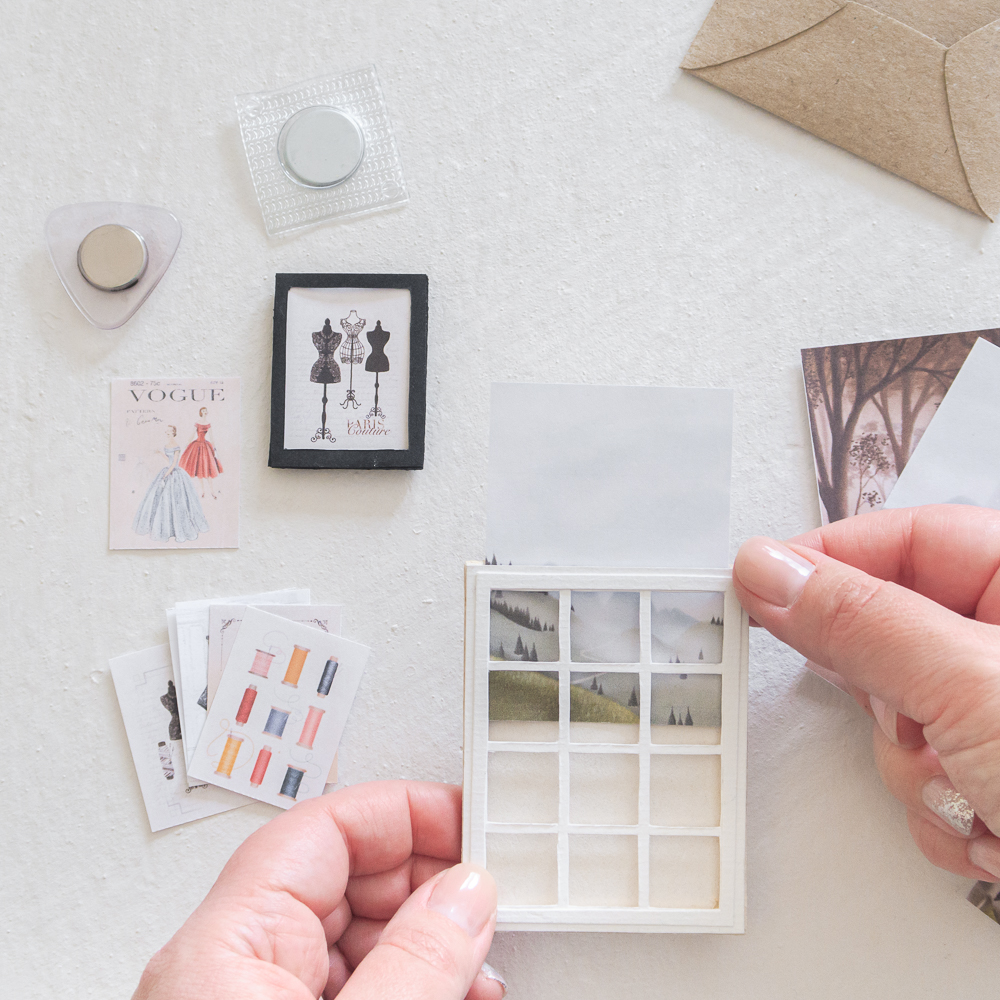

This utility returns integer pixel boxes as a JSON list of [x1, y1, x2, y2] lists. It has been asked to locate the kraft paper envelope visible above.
[[681, 1, 1000, 219]]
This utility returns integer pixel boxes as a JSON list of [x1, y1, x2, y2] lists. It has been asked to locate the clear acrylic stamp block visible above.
[[235, 67, 409, 237]]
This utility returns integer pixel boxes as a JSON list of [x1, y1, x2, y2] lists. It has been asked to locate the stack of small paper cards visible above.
[[111, 588, 370, 831]]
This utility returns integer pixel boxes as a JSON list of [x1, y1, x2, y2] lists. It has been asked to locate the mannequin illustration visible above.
[[310, 318, 342, 443], [339, 310, 366, 409], [179, 407, 223, 499], [365, 320, 390, 419]]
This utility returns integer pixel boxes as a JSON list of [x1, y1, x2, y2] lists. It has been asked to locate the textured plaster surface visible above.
[[1, 1, 997, 996]]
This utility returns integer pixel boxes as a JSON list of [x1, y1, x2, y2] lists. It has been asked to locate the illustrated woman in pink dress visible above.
[[179, 406, 223, 499]]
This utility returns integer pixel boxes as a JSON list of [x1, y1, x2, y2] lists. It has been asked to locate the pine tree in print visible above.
[[685, 707, 693, 726], [498, 642, 505, 659], [667, 707, 676, 725], [699, 649, 704, 661], [515, 635, 524, 656], [598, 684, 604, 695], [530, 644, 538, 662], [628, 686, 638, 708], [590, 676, 598, 691]]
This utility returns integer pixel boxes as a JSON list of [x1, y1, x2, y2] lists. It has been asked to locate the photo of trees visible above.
[[801, 329, 1000, 523]]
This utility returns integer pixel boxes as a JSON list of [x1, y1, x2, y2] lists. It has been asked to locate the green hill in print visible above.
[[489, 670, 559, 721], [569, 684, 639, 724]]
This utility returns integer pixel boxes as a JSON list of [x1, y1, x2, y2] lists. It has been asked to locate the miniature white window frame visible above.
[[462, 564, 748, 933]]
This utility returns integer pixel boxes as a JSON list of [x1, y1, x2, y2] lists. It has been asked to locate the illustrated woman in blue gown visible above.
[[133, 425, 210, 543]]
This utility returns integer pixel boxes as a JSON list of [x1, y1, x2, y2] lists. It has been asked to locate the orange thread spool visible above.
[[282, 645, 310, 687], [215, 733, 244, 777]]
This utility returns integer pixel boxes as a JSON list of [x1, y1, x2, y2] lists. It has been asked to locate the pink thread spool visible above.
[[297, 706, 325, 749], [250, 745, 272, 787], [235, 684, 257, 726], [249, 648, 276, 678]]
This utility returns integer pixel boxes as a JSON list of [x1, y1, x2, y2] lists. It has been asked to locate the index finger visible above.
[[790, 506, 1000, 621], [209, 781, 462, 919]]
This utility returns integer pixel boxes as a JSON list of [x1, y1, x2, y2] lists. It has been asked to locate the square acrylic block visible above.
[[464, 564, 748, 932], [235, 67, 408, 237]]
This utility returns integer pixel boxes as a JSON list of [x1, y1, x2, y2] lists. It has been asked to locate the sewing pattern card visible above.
[[110, 645, 249, 832], [189, 608, 369, 808], [282, 286, 411, 451], [110, 377, 241, 549]]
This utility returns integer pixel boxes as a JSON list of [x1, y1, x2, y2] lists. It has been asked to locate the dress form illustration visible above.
[[339, 310, 366, 409], [365, 320, 390, 419], [310, 318, 342, 443]]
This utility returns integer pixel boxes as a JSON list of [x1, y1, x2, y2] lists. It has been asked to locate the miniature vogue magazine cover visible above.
[[268, 273, 428, 470], [110, 378, 240, 549]]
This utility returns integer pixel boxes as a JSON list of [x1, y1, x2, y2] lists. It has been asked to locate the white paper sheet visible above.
[[886, 339, 1000, 511], [189, 608, 369, 809], [110, 645, 248, 832], [485, 384, 733, 567], [173, 588, 310, 774]]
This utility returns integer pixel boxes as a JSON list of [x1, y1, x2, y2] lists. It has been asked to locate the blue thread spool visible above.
[[263, 706, 290, 738], [279, 766, 305, 799], [317, 657, 339, 698]]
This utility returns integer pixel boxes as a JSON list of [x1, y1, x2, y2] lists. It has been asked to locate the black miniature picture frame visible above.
[[269, 273, 428, 470]]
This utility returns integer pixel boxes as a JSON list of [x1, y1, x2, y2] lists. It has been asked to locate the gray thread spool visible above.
[[279, 766, 305, 799], [316, 657, 339, 698], [263, 706, 290, 738]]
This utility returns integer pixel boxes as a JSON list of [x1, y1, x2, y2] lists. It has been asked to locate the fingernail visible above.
[[922, 776, 975, 835], [969, 837, 1000, 879], [870, 696, 899, 745], [735, 537, 816, 609], [479, 961, 507, 996], [428, 863, 497, 937], [804, 659, 849, 694]]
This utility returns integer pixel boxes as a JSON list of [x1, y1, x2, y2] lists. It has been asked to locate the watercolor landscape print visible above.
[[651, 591, 724, 665], [490, 590, 559, 663], [801, 329, 1000, 523]]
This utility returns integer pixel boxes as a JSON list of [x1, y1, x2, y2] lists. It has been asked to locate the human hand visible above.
[[733, 505, 1000, 882], [133, 781, 503, 1000]]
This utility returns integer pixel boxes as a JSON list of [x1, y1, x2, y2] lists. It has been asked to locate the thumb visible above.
[[732, 536, 999, 730], [339, 863, 497, 1000]]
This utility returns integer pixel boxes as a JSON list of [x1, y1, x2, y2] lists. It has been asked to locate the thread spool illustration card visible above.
[[189, 607, 369, 808], [206, 603, 344, 786], [110, 645, 250, 832], [110, 377, 241, 549], [173, 588, 310, 776]]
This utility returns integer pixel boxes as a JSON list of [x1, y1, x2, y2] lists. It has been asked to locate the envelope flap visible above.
[[863, 1, 1000, 48], [946, 19, 1000, 221], [681, 0, 844, 70]]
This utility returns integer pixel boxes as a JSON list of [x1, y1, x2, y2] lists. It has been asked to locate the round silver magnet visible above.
[[277, 106, 365, 188], [77, 224, 148, 291]]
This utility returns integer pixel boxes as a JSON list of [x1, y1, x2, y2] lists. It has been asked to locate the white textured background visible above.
[[1, 1, 997, 996]]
